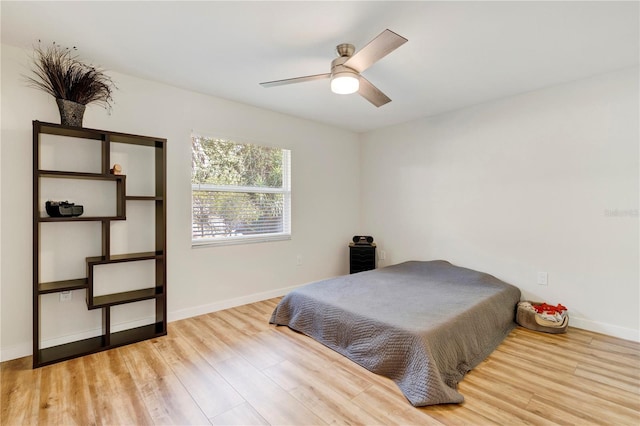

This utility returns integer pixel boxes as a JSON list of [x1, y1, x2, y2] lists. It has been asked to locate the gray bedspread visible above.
[[269, 260, 521, 406]]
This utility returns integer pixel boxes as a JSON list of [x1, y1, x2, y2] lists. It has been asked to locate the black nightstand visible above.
[[349, 244, 376, 274]]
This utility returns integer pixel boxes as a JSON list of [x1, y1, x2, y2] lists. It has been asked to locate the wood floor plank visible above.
[[119, 340, 210, 425], [397, 407, 449, 426], [479, 353, 640, 417], [152, 334, 245, 418], [566, 374, 640, 411], [170, 317, 237, 365], [509, 328, 638, 376], [513, 326, 593, 345], [82, 351, 151, 426], [210, 402, 269, 426], [1, 357, 41, 425], [427, 404, 505, 426], [351, 384, 448, 425], [486, 335, 640, 411], [210, 308, 265, 336], [482, 351, 640, 425], [214, 355, 326, 425], [589, 331, 640, 352], [575, 364, 640, 394], [229, 330, 288, 371], [463, 366, 535, 408], [459, 380, 556, 425], [136, 373, 211, 425], [290, 382, 391, 426], [572, 348, 640, 377], [512, 327, 638, 368], [343, 384, 409, 424], [525, 394, 602, 426], [264, 359, 382, 424], [118, 339, 173, 383], [36, 357, 97, 426], [264, 353, 372, 400], [250, 298, 280, 316], [229, 303, 274, 333], [497, 338, 579, 373], [261, 359, 305, 391], [589, 338, 640, 358], [199, 315, 285, 371]]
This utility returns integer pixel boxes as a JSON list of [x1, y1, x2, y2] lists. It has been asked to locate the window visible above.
[[191, 134, 291, 246]]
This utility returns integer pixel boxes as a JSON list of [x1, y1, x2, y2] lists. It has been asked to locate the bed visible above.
[[269, 260, 521, 406]]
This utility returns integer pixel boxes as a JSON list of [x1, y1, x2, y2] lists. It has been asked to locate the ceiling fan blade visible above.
[[260, 73, 330, 88], [358, 76, 391, 107], [344, 29, 408, 73]]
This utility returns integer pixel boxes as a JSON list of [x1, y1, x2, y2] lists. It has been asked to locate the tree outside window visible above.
[[191, 135, 291, 245]]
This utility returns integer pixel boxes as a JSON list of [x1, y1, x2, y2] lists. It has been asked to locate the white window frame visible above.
[[191, 137, 291, 247]]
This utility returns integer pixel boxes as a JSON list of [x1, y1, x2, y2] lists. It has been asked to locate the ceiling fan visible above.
[[259, 29, 408, 107]]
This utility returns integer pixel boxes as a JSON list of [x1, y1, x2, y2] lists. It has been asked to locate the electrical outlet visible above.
[[537, 271, 548, 286], [59, 291, 72, 302], [296, 255, 302, 266], [379, 250, 386, 260]]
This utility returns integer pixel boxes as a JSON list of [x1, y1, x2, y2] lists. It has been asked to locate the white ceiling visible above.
[[2, 1, 638, 133]]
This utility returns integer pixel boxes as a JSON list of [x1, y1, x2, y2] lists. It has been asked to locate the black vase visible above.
[[56, 99, 86, 127]]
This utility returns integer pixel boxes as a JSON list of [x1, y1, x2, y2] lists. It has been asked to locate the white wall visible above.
[[1, 44, 361, 361], [361, 67, 639, 341]]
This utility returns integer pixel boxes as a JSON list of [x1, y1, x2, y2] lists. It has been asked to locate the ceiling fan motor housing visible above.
[[336, 43, 355, 57], [331, 57, 359, 78], [332, 44, 358, 78]]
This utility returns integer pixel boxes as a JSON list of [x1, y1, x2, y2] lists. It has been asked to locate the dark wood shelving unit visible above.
[[33, 120, 167, 368]]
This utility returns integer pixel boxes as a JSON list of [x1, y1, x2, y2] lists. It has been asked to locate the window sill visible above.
[[192, 233, 291, 248]]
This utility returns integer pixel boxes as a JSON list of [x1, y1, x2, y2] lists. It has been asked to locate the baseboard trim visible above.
[[167, 284, 302, 322], [569, 316, 640, 342]]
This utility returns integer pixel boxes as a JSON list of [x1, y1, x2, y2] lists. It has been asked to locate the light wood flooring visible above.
[[2, 297, 639, 425]]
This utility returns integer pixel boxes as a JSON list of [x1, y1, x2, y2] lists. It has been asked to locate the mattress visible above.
[[270, 260, 521, 406]]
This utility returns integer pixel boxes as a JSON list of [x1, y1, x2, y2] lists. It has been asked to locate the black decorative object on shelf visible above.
[[45, 201, 84, 217], [352, 235, 374, 245]]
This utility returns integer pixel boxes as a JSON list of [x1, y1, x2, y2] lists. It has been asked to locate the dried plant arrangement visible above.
[[25, 41, 116, 126]]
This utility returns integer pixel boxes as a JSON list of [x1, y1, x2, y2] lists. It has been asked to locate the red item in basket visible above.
[[532, 302, 567, 315]]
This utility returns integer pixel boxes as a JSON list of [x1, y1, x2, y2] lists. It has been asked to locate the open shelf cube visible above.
[[38, 172, 126, 220]]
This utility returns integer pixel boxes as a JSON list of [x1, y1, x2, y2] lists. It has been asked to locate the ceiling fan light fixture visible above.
[[331, 72, 359, 94]]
